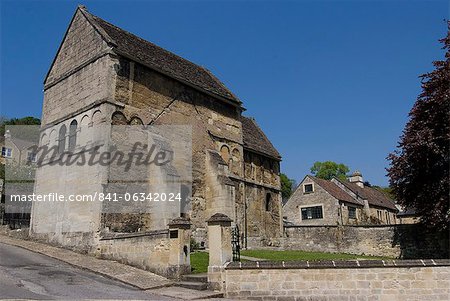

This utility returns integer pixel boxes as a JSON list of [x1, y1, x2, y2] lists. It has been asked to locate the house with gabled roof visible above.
[[284, 175, 364, 225]]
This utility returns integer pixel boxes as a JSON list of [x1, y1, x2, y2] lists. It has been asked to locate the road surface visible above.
[[0, 242, 179, 300]]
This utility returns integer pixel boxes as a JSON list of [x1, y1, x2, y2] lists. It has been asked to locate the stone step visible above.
[[181, 273, 207, 283], [151, 286, 224, 300], [176, 281, 208, 291]]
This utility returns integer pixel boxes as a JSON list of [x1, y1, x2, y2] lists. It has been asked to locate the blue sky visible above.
[[1, 0, 448, 186]]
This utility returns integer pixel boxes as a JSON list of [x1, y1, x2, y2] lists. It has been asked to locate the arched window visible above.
[[68, 120, 78, 151], [231, 148, 241, 175], [265, 193, 271, 212], [58, 125, 66, 153]]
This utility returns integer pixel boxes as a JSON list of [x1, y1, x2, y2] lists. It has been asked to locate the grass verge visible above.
[[241, 249, 390, 261]]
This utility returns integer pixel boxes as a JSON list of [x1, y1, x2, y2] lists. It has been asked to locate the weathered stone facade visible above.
[[31, 5, 282, 260], [283, 225, 400, 257]]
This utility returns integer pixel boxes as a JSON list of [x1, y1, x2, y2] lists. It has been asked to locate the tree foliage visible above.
[[310, 161, 349, 181], [387, 22, 450, 229], [280, 173, 296, 202]]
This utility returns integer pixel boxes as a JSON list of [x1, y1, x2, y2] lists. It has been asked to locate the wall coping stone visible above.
[[100, 229, 169, 240], [168, 217, 191, 229], [207, 213, 232, 226], [225, 259, 450, 270]]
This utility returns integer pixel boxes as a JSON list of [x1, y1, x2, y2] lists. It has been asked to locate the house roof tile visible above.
[[310, 176, 363, 206], [241, 116, 281, 160]]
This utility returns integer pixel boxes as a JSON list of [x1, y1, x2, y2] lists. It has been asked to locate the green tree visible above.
[[387, 22, 450, 229], [310, 161, 349, 181], [280, 173, 295, 202]]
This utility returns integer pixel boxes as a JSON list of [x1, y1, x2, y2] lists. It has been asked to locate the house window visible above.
[[27, 151, 37, 162], [265, 193, 271, 211], [1, 147, 12, 158], [348, 207, 356, 219], [303, 183, 313, 193], [301, 206, 323, 220]]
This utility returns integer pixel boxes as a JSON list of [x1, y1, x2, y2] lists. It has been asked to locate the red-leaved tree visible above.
[[388, 22, 450, 229]]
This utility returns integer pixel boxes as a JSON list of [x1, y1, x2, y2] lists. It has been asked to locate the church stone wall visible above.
[[111, 57, 250, 243]]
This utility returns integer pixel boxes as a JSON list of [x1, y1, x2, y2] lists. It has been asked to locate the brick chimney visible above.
[[348, 171, 364, 188]]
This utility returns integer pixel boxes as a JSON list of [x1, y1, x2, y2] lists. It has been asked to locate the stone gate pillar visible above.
[[207, 213, 232, 291], [168, 217, 191, 278]]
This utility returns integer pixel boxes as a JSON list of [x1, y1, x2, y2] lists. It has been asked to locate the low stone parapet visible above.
[[223, 259, 450, 300]]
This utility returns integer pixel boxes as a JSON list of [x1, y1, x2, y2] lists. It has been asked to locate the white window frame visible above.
[[299, 204, 324, 220], [27, 151, 37, 162]]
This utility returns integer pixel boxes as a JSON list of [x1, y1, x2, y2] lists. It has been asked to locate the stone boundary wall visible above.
[[97, 230, 173, 277], [222, 259, 450, 300], [282, 224, 449, 259]]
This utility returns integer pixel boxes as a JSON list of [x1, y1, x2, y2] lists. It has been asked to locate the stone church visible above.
[[30, 5, 282, 251]]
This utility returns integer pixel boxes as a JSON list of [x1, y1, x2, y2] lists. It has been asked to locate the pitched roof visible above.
[[335, 179, 398, 211], [79, 7, 241, 105], [397, 207, 418, 217], [240, 116, 281, 160], [310, 176, 363, 206]]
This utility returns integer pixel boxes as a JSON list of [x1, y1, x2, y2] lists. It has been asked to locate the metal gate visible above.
[[231, 225, 240, 262]]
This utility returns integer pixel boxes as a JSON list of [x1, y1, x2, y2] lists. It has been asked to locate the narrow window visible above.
[[265, 193, 271, 211], [348, 207, 356, 219], [27, 151, 37, 162], [68, 120, 77, 151], [301, 206, 323, 220], [58, 125, 66, 153], [1, 147, 12, 158]]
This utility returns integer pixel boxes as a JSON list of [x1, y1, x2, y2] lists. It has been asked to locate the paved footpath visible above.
[[0, 234, 233, 300]]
